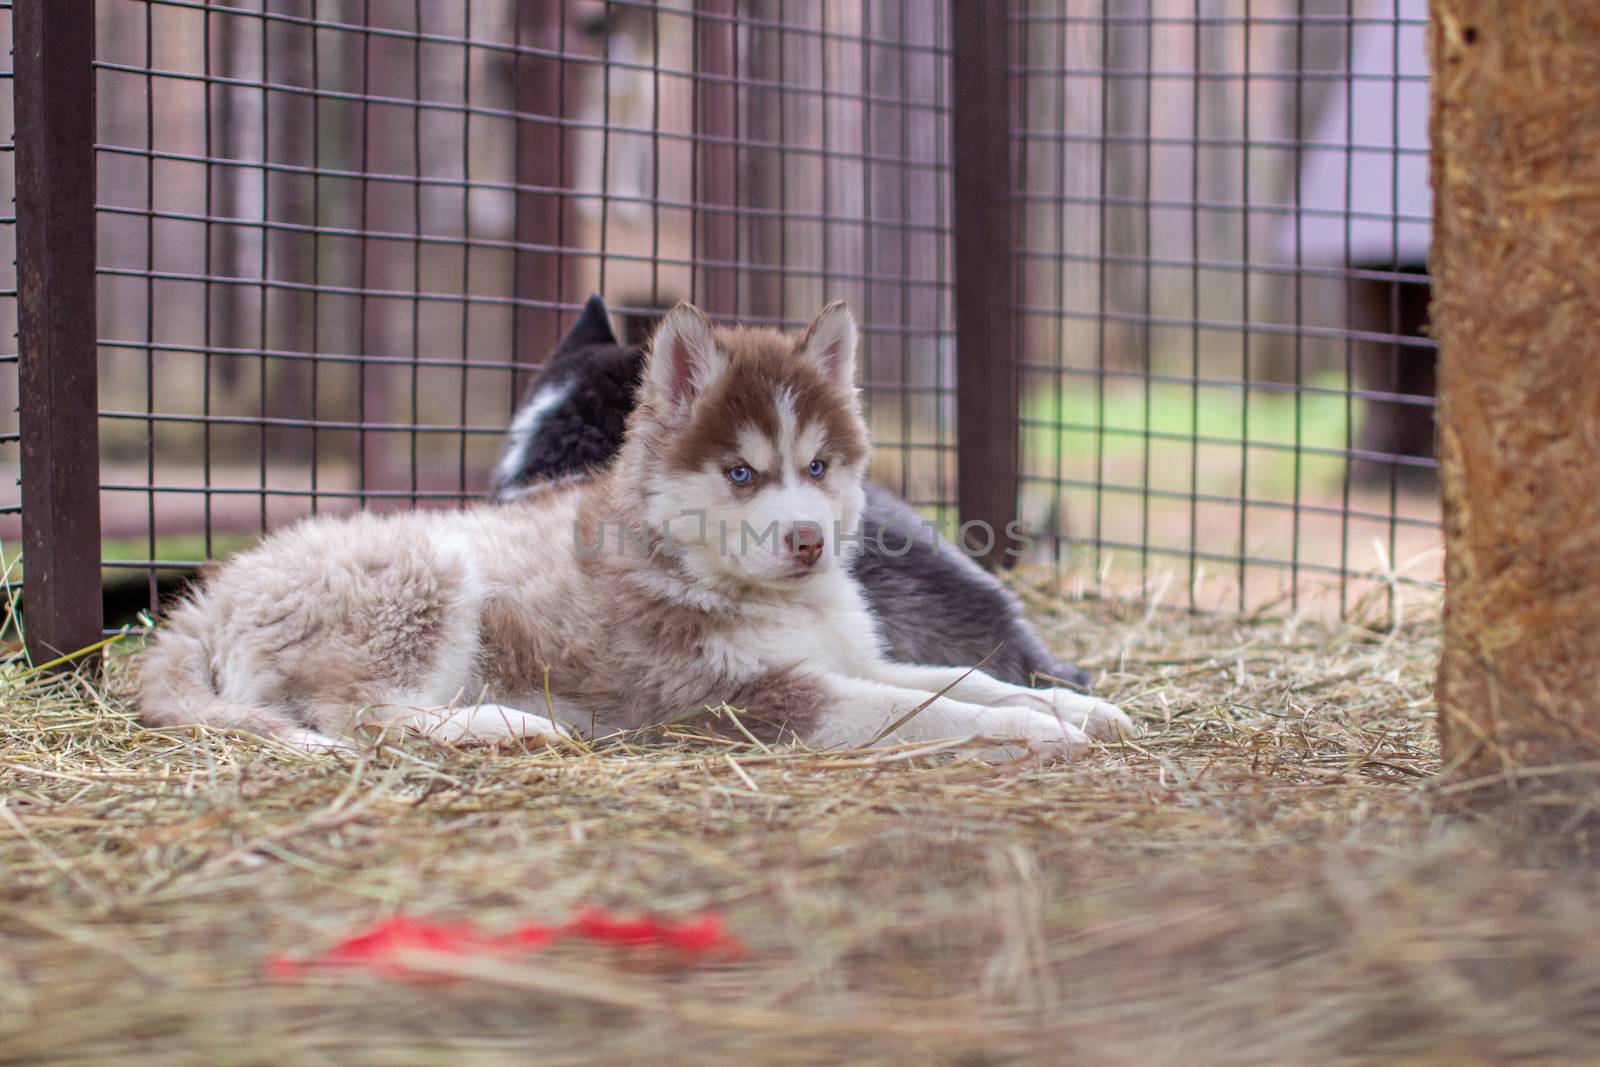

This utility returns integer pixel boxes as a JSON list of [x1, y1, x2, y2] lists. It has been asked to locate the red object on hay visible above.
[[267, 908, 742, 980]]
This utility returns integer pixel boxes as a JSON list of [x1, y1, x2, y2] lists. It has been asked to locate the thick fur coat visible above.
[[492, 295, 1092, 689], [139, 303, 1131, 757]]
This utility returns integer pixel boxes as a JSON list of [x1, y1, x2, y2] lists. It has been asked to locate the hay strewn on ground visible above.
[[3, 582, 1598, 1065]]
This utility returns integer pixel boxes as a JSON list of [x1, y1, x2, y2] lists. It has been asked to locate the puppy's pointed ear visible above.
[[644, 303, 725, 407], [560, 293, 618, 349], [799, 301, 858, 388]]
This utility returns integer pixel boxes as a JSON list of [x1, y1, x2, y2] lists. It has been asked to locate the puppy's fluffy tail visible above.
[[137, 594, 295, 738]]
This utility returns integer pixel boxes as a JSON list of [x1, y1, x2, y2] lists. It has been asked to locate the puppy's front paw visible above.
[[975, 708, 1090, 764], [1023, 689, 1139, 741], [406, 705, 573, 747], [1077, 700, 1138, 741], [280, 727, 359, 756]]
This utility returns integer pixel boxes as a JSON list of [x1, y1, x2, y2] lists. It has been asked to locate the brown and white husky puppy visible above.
[[138, 303, 1133, 758], [490, 294, 1094, 690]]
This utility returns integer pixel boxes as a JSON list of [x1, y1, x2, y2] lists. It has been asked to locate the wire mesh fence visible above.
[[1, 0, 1441, 659], [1012, 0, 1437, 615]]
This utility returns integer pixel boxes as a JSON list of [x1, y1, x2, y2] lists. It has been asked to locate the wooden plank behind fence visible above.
[[1431, 1, 1600, 798], [693, 0, 740, 319], [514, 0, 574, 371]]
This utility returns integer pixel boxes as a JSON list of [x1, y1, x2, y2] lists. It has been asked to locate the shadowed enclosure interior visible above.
[[0, 0, 1440, 647]]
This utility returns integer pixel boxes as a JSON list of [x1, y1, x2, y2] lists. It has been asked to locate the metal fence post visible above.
[[14, 0, 104, 663], [950, 0, 1019, 569]]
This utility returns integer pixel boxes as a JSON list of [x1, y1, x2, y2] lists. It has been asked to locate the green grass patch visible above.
[[1024, 372, 1359, 494], [0, 532, 259, 587]]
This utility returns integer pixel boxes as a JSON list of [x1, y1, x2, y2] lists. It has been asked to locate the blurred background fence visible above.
[[0, 0, 1440, 658]]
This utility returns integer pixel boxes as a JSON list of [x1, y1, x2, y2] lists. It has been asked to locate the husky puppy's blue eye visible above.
[[808, 459, 827, 478], [727, 464, 753, 485]]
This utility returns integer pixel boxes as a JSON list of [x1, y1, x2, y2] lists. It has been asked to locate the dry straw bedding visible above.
[[2, 579, 1598, 1065]]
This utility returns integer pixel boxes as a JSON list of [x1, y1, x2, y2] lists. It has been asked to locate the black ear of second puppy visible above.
[[489, 297, 643, 497], [564, 293, 619, 349]]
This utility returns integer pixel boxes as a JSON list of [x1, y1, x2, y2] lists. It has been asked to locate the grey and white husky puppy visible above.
[[492, 295, 1093, 690], [139, 302, 1132, 757]]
